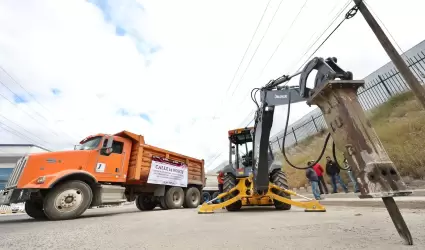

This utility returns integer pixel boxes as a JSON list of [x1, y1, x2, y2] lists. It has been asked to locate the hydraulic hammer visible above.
[[302, 57, 413, 245]]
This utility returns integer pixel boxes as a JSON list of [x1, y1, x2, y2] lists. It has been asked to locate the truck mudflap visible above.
[[0, 189, 32, 205]]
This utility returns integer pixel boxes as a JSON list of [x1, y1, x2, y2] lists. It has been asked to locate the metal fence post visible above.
[[292, 127, 298, 145], [378, 75, 392, 97], [276, 137, 282, 151], [311, 116, 318, 132]]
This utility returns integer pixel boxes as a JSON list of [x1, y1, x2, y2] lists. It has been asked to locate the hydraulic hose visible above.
[[280, 90, 331, 170], [332, 141, 350, 170]]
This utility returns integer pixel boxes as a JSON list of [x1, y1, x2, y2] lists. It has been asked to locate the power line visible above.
[[0, 123, 51, 150], [209, 0, 290, 133], [363, 0, 403, 53], [211, 0, 273, 120], [233, 0, 313, 110], [0, 66, 80, 144], [228, 0, 287, 100], [0, 114, 50, 145], [290, 0, 352, 73], [257, 0, 311, 78]]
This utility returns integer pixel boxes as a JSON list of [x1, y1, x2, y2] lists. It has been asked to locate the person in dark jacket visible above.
[[325, 156, 348, 193], [305, 162, 321, 200]]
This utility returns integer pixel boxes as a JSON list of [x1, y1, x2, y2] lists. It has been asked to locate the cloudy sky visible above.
[[0, 0, 424, 171]]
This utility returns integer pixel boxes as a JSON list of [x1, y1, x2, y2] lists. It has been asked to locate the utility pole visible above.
[[353, 0, 425, 109]]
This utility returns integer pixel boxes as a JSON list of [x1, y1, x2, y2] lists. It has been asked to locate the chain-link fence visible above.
[[269, 49, 425, 153]]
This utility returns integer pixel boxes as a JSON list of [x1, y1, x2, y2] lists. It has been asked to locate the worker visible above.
[[344, 158, 360, 193], [217, 171, 224, 194], [325, 156, 349, 193], [310, 160, 329, 195], [305, 162, 322, 200]]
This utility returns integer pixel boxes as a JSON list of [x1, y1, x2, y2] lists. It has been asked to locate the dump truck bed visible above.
[[115, 131, 205, 187]]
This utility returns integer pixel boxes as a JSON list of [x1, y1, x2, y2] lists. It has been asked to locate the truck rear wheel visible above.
[[183, 187, 201, 208], [164, 187, 184, 209], [25, 200, 47, 220], [136, 194, 157, 211], [271, 170, 292, 210], [159, 197, 168, 210], [43, 180, 93, 220], [223, 174, 242, 211]]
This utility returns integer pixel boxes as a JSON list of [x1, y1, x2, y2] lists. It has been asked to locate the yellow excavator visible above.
[[198, 125, 325, 213]]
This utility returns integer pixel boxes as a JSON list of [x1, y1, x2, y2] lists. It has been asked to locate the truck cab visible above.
[[0, 133, 132, 220]]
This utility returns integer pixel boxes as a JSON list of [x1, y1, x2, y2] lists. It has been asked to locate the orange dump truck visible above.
[[0, 130, 205, 220]]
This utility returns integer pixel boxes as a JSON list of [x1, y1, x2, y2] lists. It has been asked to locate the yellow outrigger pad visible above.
[[198, 177, 326, 214]]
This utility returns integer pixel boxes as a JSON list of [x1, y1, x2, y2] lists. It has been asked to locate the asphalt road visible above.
[[0, 205, 424, 250]]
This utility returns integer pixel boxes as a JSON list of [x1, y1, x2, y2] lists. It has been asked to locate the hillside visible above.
[[279, 90, 425, 188]]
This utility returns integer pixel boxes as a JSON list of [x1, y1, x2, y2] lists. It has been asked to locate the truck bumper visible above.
[[0, 189, 32, 205]]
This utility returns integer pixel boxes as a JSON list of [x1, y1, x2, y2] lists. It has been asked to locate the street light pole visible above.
[[353, 0, 425, 109]]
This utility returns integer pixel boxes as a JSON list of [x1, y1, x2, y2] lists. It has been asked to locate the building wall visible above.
[[0, 145, 50, 190]]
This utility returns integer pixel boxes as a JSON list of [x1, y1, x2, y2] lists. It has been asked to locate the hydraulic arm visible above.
[[252, 57, 353, 194]]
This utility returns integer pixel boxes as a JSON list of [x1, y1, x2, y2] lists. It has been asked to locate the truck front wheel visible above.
[[43, 180, 93, 220], [25, 200, 47, 220]]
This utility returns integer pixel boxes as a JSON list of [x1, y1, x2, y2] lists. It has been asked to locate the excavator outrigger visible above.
[[199, 56, 414, 245]]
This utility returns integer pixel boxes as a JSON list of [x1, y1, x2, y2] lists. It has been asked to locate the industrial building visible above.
[[0, 144, 50, 190]]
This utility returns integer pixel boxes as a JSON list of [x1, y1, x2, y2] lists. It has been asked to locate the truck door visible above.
[[95, 138, 126, 183]]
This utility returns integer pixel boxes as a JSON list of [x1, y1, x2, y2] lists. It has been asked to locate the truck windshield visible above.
[[75, 136, 103, 150]]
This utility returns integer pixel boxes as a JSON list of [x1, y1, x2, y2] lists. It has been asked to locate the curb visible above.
[[295, 189, 425, 199], [293, 197, 425, 210]]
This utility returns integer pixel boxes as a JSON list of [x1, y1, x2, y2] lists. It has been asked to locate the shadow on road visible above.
[[215, 206, 307, 213], [0, 207, 146, 224]]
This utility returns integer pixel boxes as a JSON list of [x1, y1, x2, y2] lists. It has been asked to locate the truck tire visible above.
[[164, 186, 184, 209], [211, 191, 220, 204], [223, 174, 242, 211], [201, 192, 211, 203], [271, 170, 292, 210], [159, 197, 168, 210], [43, 180, 93, 220], [183, 187, 201, 208], [25, 200, 47, 220], [135, 194, 157, 211]]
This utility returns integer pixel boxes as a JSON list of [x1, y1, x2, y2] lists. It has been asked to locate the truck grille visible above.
[[5, 156, 28, 189]]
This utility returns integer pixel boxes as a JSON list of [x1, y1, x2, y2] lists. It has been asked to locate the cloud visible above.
[[139, 113, 152, 123], [0, 0, 424, 172], [13, 94, 28, 104], [51, 88, 61, 96]]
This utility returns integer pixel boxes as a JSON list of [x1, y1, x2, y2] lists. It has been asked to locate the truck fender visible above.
[[47, 170, 98, 188]]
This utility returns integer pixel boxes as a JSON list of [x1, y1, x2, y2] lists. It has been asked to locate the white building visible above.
[[0, 144, 50, 190]]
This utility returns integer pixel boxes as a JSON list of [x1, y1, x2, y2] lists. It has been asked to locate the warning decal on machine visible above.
[[147, 156, 188, 187]]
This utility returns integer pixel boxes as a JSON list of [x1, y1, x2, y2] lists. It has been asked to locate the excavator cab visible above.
[[224, 127, 254, 178]]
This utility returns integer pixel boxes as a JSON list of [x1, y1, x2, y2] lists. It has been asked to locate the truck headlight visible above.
[[36, 176, 46, 184]]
